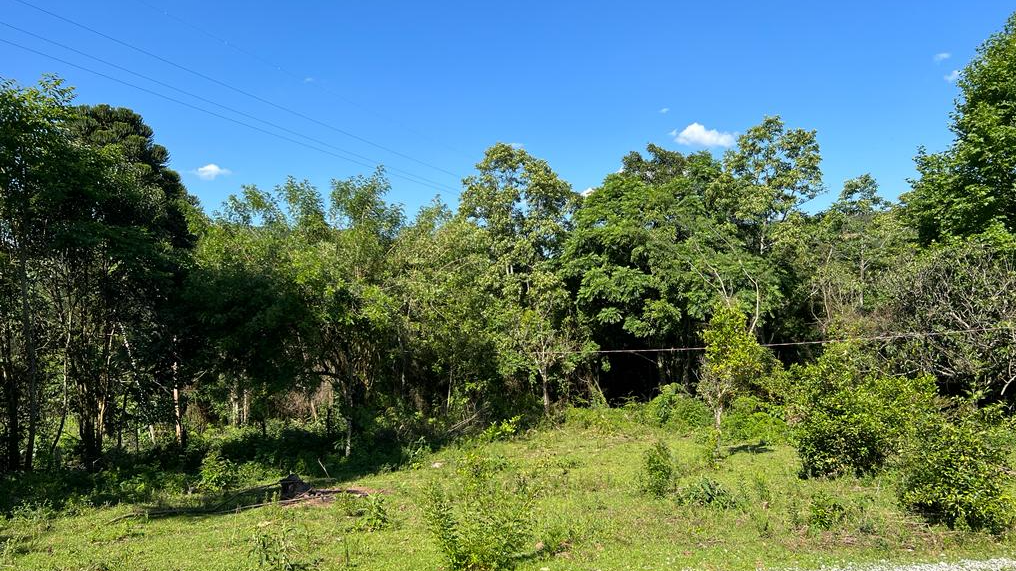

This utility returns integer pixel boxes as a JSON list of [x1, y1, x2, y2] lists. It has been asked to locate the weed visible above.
[[420, 467, 534, 571], [356, 495, 393, 532], [248, 521, 311, 571], [677, 477, 739, 509], [637, 440, 674, 498], [808, 491, 846, 530]]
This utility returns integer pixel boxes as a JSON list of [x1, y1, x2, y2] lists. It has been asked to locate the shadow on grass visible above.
[[725, 441, 774, 455]]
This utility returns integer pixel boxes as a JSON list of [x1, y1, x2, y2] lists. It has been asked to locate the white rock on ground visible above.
[[794, 559, 1016, 571]]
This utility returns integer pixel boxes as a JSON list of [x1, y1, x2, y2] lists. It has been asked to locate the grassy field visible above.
[[2, 407, 1013, 571]]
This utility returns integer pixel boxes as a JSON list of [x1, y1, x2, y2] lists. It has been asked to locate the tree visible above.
[[903, 12, 1016, 243], [805, 175, 914, 334], [709, 116, 823, 257], [0, 77, 78, 470], [699, 302, 770, 452]]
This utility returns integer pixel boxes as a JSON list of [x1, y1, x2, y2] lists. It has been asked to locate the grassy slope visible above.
[[3, 408, 1013, 571]]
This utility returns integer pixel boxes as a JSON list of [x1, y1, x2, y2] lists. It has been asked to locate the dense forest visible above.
[[2, 8, 1016, 541]]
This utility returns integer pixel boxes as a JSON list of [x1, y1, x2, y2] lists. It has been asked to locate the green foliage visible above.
[[198, 450, 236, 492], [903, 12, 1016, 242], [637, 441, 675, 498], [644, 384, 712, 432], [721, 396, 788, 444], [676, 477, 739, 509], [791, 344, 937, 478], [247, 522, 309, 571], [481, 416, 523, 442], [898, 405, 1016, 534], [699, 303, 773, 454], [881, 237, 1016, 398], [420, 464, 535, 571], [807, 491, 847, 530], [356, 494, 394, 532]]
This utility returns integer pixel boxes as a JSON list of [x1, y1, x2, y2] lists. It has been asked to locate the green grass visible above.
[[2, 407, 1013, 571]]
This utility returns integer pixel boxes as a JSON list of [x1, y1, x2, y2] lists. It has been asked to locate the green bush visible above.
[[420, 465, 534, 570], [677, 477, 738, 509], [198, 450, 237, 492], [898, 405, 1016, 534], [481, 415, 523, 442], [722, 396, 788, 444], [644, 384, 711, 432], [808, 491, 846, 530], [637, 441, 675, 498], [356, 494, 394, 532], [791, 344, 936, 478]]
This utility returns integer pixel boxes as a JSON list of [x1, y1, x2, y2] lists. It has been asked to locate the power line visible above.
[[0, 36, 453, 192], [132, 0, 473, 161], [0, 20, 452, 192], [12, 0, 464, 180], [548, 325, 1016, 355]]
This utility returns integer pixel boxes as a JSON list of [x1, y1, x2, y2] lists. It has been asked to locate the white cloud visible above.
[[944, 69, 960, 83], [581, 187, 595, 197], [508, 142, 525, 149], [193, 163, 232, 180], [659, 107, 670, 114], [673, 122, 735, 147], [933, 52, 951, 63], [303, 76, 315, 83]]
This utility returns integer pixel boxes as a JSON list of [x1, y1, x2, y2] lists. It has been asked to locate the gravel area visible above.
[[798, 559, 1016, 571]]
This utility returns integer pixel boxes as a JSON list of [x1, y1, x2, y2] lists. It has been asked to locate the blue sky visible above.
[[2, 1, 1012, 216]]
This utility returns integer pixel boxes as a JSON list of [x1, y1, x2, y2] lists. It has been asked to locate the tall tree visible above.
[[903, 12, 1016, 243]]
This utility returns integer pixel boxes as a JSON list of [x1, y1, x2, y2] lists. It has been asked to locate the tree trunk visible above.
[[19, 254, 38, 471], [540, 366, 551, 416], [2, 365, 19, 472], [173, 384, 186, 448], [713, 405, 724, 457]]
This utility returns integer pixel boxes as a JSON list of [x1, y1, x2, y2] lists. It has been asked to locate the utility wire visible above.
[[132, 0, 473, 161], [0, 20, 451, 192], [0, 36, 452, 192], [547, 325, 1016, 355], [12, 0, 463, 180]]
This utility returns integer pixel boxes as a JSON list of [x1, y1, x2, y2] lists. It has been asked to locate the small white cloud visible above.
[[508, 142, 525, 149], [581, 187, 595, 197], [193, 163, 232, 180], [944, 69, 960, 83], [673, 122, 735, 148], [933, 52, 951, 63], [659, 107, 670, 114], [303, 76, 315, 83]]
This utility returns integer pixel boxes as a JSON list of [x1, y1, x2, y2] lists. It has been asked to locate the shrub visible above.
[[248, 522, 309, 571], [481, 415, 523, 442], [722, 396, 788, 444], [356, 495, 394, 532], [644, 384, 711, 432], [677, 477, 738, 509], [637, 441, 675, 498], [791, 344, 937, 478], [198, 450, 236, 492], [898, 405, 1016, 534], [808, 491, 846, 530], [420, 466, 534, 570]]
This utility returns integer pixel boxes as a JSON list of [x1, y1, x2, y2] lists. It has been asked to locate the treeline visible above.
[[2, 13, 1016, 481]]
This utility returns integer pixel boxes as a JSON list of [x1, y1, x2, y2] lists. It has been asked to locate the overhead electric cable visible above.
[[133, 0, 473, 160], [12, 0, 463, 180], [545, 325, 1016, 355], [0, 37, 450, 192], [0, 20, 451, 191]]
